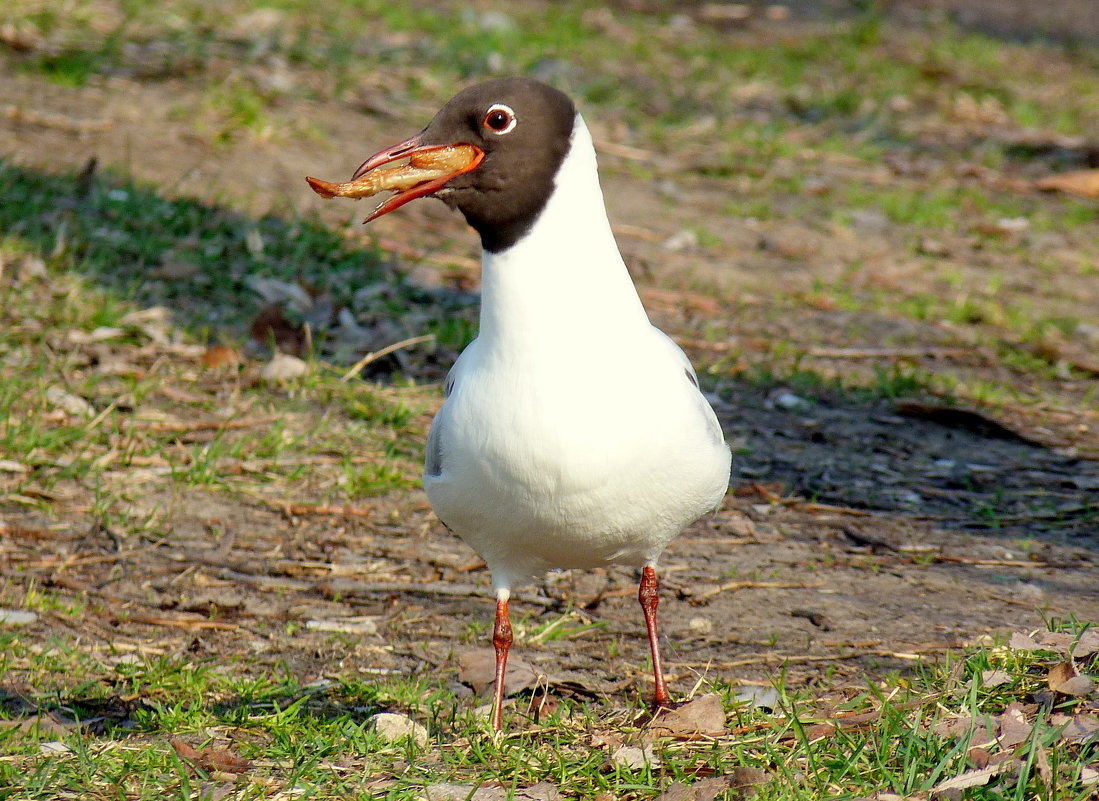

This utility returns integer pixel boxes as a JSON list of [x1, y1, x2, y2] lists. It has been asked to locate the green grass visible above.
[[0, 164, 447, 511], [0, 622, 1095, 799], [1, 2, 1098, 797], [0, 161, 388, 334], [5, 0, 1099, 142]]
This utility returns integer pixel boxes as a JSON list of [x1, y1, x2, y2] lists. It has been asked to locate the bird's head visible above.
[[307, 78, 577, 251]]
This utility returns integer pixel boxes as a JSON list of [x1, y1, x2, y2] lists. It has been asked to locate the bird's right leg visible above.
[[491, 590, 513, 731]]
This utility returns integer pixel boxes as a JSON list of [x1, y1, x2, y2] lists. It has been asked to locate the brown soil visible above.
[[1, 3, 1096, 709]]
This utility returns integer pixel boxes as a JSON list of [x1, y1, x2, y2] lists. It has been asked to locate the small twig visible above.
[[0, 523, 55, 540], [124, 613, 238, 631], [241, 454, 383, 469], [675, 337, 737, 352], [11, 546, 161, 570], [933, 555, 1055, 568], [130, 415, 280, 433], [612, 223, 665, 243], [677, 646, 950, 670], [738, 484, 874, 518], [694, 580, 826, 601], [807, 346, 972, 360], [595, 140, 659, 163], [796, 502, 874, 517], [203, 567, 312, 591], [340, 335, 435, 381], [0, 104, 113, 133], [279, 503, 374, 518], [83, 402, 119, 433]]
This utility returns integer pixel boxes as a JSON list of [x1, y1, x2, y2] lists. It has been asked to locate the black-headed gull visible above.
[[309, 77, 731, 730]]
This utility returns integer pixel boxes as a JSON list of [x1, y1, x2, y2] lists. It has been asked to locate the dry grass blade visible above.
[[694, 580, 826, 601], [279, 503, 374, 518], [130, 415, 281, 433], [0, 104, 113, 132], [340, 334, 435, 381]]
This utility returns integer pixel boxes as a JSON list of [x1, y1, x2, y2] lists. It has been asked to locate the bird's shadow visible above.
[[0, 674, 393, 742], [716, 380, 1099, 548], [0, 160, 475, 377]]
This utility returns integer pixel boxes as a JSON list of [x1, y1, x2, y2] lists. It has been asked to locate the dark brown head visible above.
[[348, 78, 577, 252]]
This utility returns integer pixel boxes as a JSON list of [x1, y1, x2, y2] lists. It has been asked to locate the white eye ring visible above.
[[483, 103, 517, 135]]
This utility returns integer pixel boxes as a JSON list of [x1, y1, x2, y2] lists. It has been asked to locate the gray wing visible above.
[[425, 340, 476, 478], [651, 327, 725, 446], [425, 412, 445, 477]]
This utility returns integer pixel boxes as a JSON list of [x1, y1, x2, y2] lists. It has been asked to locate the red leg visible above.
[[638, 566, 671, 708], [491, 596, 513, 731]]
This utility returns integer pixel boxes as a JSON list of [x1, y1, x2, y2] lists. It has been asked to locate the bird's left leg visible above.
[[638, 565, 671, 709]]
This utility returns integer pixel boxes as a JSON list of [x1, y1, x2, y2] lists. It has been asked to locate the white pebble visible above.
[[260, 352, 308, 382], [367, 712, 429, 747], [0, 609, 38, 626]]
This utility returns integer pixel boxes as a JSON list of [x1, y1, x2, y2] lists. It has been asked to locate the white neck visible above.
[[477, 115, 650, 356]]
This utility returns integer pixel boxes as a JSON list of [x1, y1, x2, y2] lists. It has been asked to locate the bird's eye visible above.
[[483, 104, 517, 135]]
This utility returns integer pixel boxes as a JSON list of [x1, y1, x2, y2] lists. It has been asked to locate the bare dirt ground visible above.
[[1, 1, 1097, 713]]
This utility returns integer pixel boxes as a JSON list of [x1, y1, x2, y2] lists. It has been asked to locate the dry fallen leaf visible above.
[[932, 762, 1015, 792], [526, 689, 559, 721], [1034, 743, 1053, 785], [654, 776, 730, 801], [457, 648, 540, 697], [933, 715, 978, 740], [1048, 662, 1096, 697], [421, 782, 562, 801], [0, 713, 74, 736], [648, 694, 726, 739], [804, 722, 838, 740], [421, 783, 480, 800], [1027, 629, 1099, 658], [590, 731, 625, 750], [611, 744, 660, 769], [729, 768, 768, 798], [996, 703, 1033, 748], [968, 746, 992, 768], [1053, 713, 1099, 744], [1008, 631, 1042, 652], [1069, 630, 1099, 659], [170, 738, 251, 774], [980, 669, 1012, 689], [201, 345, 242, 369], [1035, 631, 1078, 654]]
